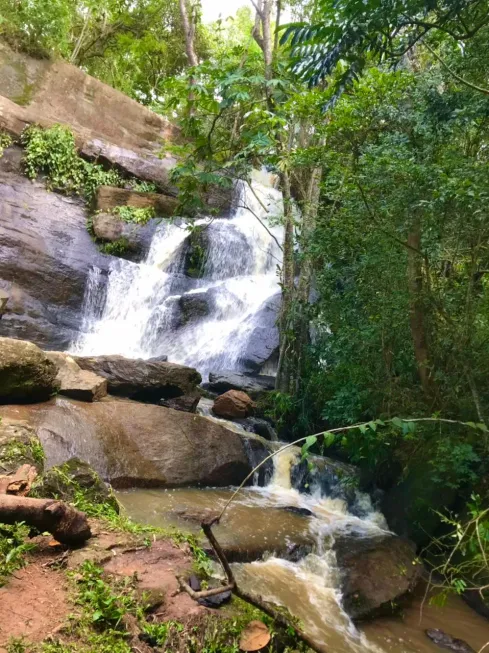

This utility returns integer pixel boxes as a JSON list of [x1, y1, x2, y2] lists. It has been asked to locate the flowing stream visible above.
[[117, 450, 489, 653], [71, 181, 283, 378]]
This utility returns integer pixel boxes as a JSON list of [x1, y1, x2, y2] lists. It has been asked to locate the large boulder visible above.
[[95, 186, 178, 216], [213, 390, 254, 419], [0, 337, 58, 403], [0, 398, 270, 489], [0, 42, 179, 193], [44, 351, 107, 402], [72, 354, 201, 402], [206, 371, 276, 398], [334, 534, 422, 620]]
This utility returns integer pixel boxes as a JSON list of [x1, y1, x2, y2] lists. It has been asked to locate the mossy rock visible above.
[[38, 457, 119, 512], [0, 418, 44, 474], [0, 337, 59, 403]]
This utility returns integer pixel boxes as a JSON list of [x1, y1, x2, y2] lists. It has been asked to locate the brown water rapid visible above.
[[117, 452, 489, 653]]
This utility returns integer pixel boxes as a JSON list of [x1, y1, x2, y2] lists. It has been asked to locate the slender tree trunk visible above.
[[407, 222, 435, 399], [276, 171, 295, 393], [274, 0, 282, 54], [179, 0, 198, 67]]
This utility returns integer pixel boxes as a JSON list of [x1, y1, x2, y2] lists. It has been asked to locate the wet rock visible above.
[[179, 292, 213, 325], [45, 351, 107, 402], [425, 629, 475, 653], [72, 354, 201, 403], [239, 293, 281, 373], [206, 371, 275, 398], [281, 506, 315, 518], [213, 390, 254, 419], [0, 337, 59, 403], [0, 397, 264, 489], [291, 456, 360, 507], [0, 418, 44, 474], [334, 534, 422, 620], [198, 589, 232, 609], [231, 417, 277, 441], [160, 394, 200, 413], [92, 212, 157, 262], [39, 457, 119, 511], [147, 355, 169, 363], [0, 160, 108, 349]]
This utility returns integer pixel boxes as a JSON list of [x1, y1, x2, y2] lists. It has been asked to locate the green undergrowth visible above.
[[6, 560, 307, 653], [99, 238, 132, 257], [110, 205, 155, 225], [21, 124, 123, 199], [0, 523, 34, 587]]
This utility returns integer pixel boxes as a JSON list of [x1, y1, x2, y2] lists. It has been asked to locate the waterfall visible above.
[[71, 181, 283, 378]]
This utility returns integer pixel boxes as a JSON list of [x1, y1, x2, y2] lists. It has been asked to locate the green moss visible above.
[[111, 205, 155, 225], [99, 238, 132, 257]]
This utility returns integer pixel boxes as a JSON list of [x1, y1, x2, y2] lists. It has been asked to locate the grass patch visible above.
[[0, 523, 35, 587]]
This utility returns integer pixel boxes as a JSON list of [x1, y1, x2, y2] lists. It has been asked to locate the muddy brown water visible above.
[[116, 483, 489, 653]]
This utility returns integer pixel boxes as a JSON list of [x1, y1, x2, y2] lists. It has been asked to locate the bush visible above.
[[21, 124, 122, 199]]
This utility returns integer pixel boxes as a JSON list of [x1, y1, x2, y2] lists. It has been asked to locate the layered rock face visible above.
[[73, 354, 201, 402], [0, 42, 179, 191], [0, 147, 108, 348]]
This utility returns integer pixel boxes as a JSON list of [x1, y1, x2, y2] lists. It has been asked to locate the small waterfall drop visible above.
[[72, 181, 283, 378]]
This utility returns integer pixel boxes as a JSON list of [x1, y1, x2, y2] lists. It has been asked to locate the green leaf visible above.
[[301, 435, 318, 459], [323, 432, 336, 448]]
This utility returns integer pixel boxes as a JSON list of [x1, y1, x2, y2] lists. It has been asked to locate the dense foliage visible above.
[[3, 0, 489, 608], [0, 0, 210, 102]]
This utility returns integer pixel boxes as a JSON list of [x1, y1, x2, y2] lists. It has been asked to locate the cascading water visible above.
[[117, 449, 389, 652], [71, 181, 283, 378]]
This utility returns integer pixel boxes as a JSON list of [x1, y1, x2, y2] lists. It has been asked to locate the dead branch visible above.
[[178, 516, 328, 653]]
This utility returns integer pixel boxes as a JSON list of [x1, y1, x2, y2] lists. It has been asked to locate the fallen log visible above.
[[0, 494, 91, 546]]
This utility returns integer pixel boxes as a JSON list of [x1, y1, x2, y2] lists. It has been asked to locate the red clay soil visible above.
[[0, 529, 206, 651], [0, 546, 69, 652], [104, 538, 206, 622]]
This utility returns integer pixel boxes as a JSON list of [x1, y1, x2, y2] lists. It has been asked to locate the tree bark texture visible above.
[[0, 495, 91, 546], [179, 0, 198, 67], [407, 222, 435, 399]]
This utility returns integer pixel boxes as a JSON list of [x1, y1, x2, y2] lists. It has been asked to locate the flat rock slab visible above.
[[45, 351, 107, 402], [72, 354, 201, 402]]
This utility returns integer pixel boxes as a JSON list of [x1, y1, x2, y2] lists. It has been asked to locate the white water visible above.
[[71, 182, 283, 378], [118, 447, 390, 652], [232, 449, 389, 653]]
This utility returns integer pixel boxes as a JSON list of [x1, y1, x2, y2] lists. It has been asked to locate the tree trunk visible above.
[[179, 0, 198, 67], [407, 222, 435, 399], [276, 171, 295, 393], [0, 495, 91, 546]]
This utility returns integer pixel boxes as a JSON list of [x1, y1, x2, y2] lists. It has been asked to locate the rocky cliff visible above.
[[0, 43, 181, 348]]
